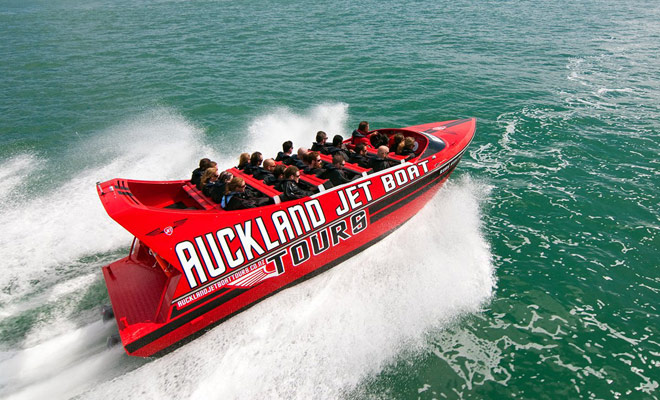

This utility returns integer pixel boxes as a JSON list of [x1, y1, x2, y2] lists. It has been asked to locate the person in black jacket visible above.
[[208, 171, 233, 203], [397, 137, 417, 160], [349, 143, 370, 168], [253, 158, 276, 181], [324, 135, 349, 160], [370, 146, 392, 173], [320, 154, 353, 186], [311, 131, 329, 152], [221, 177, 257, 211], [281, 166, 313, 201], [200, 167, 219, 195], [265, 164, 286, 187], [287, 148, 308, 168], [303, 151, 326, 176], [275, 140, 294, 163], [191, 158, 213, 187], [243, 152, 263, 176]]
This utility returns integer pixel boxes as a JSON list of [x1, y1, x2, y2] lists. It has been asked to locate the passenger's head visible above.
[[377, 146, 389, 159], [238, 152, 250, 166], [297, 147, 308, 158], [218, 171, 233, 183], [404, 137, 416, 150], [305, 151, 321, 167], [358, 121, 369, 132], [332, 135, 343, 147], [392, 133, 404, 147], [284, 166, 300, 181], [250, 151, 263, 166], [209, 161, 218, 169], [201, 167, 219, 185], [226, 177, 246, 193], [370, 133, 382, 148], [355, 143, 367, 155], [316, 131, 328, 144], [273, 164, 286, 179], [282, 140, 293, 154], [199, 158, 212, 169], [332, 154, 345, 168], [263, 158, 276, 171]]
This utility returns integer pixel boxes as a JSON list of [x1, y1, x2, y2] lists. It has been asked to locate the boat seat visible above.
[[183, 182, 218, 210], [228, 168, 282, 204]]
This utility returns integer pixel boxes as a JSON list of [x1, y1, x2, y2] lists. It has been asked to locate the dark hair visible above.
[[355, 143, 366, 153], [273, 164, 286, 178], [332, 135, 343, 147], [282, 140, 293, 153], [315, 131, 327, 143], [284, 166, 299, 179], [332, 154, 344, 166], [391, 133, 404, 150], [199, 158, 212, 169], [218, 171, 233, 182], [369, 134, 381, 148], [358, 121, 369, 131], [250, 151, 263, 166]]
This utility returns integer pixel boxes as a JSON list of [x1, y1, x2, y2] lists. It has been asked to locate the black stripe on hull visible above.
[[126, 164, 460, 355]]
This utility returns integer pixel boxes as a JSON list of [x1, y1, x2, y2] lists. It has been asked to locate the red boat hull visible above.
[[98, 118, 475, 356]]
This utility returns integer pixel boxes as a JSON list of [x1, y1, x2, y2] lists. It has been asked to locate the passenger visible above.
[[236, 153, 250, 170], [369, 131, 388, 149], [221, 177, 256, 210], [265, 164, 286, 187], [351, 121, 372, 146], [281, 166, 314, 201], [325, 135, 349, 160], [398, 137, 417, 159], [303, 151, 325, 176], [209, 171, 233, 203], [288, 147, 307, 169], [390, 133, 405, 154], [244, 151, 263, 176], [196, 162, 217, 190], [370, 146, 392, 173], [311, 131, 329, 152], [349, 143, 370, 168], [200, 167, 219, 196], [191, 158, 212, 186], [320, 154, 353, 186], [276, 140, 294, 164], [253, 158, 275, 180]]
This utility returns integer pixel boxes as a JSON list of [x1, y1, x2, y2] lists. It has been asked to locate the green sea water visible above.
[[1, 0, 659, 399]]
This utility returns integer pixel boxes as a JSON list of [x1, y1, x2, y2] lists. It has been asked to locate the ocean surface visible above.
[[1, 0, 658, 398]]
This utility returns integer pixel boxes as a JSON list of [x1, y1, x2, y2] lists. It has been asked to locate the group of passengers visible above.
[[190, 121, 418, 210]]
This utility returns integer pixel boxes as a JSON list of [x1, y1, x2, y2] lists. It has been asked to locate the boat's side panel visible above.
[[128, 161, 458, 357]]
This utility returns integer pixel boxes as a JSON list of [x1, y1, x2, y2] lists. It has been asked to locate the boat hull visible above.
[[98, 118, 475, 356]]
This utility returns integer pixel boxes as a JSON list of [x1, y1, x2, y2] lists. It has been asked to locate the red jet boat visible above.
[[97, 118, 476, 357]]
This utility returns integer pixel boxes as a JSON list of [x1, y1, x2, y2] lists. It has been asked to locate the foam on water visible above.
[[0, 109, 215, 307], [0, 321, 137, 400]]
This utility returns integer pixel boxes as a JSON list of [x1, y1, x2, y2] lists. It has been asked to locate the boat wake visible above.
[[0, 104, 494, 400]]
